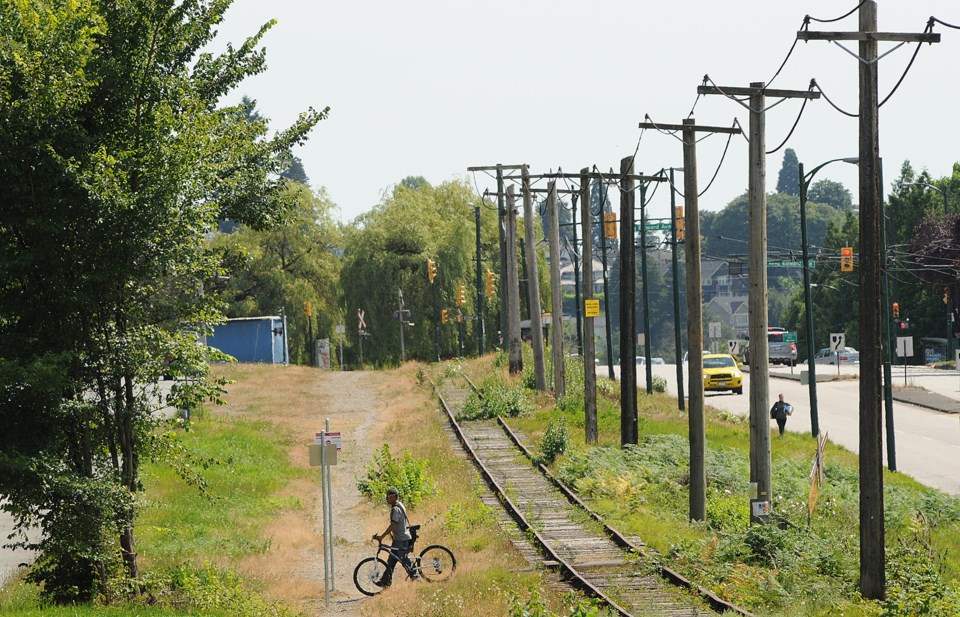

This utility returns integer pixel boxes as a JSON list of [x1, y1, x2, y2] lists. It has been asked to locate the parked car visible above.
[[650, 357, 666, 365], [637, 356, 666, 365], [682, 350, 711, 365], [814, 347, 860, 365], [702, 353, 743, 394]]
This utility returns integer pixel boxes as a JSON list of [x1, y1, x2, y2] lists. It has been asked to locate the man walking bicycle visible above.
[[372, 487, 418, 586]]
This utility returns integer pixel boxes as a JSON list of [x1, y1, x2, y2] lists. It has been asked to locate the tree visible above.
[[776, 148, 800, 195], [808, 178, 853, 212], [212, 183, 342, 365], [0, 0, 323, 601], [339, 180, 502, 365]]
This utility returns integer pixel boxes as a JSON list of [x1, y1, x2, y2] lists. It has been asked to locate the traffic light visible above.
[[840, 247, 854, 272], [603, 212, 617, 239], [427, 259, 438, 283], [485, 270, 495, 298], [457, 284, 465, 307], [456, 311, 463, 324], [303, 301, 312, 317], [944, 288, 950, 305], [675, 205, 685, 241], [441, 309, 448, 324], [892, 302, 899, 319]]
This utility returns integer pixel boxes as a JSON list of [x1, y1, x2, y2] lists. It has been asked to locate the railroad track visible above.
[[434, 373, 752, 617]]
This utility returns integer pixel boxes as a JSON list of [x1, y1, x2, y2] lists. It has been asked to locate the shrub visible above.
[[458, 376, 532, 421], [651, 375, 667, 393], [533, 419, 569, 466], [356, 444, 435, 507]]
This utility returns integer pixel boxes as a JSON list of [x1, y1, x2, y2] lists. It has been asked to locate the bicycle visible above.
[[353, 525, 456, 596]]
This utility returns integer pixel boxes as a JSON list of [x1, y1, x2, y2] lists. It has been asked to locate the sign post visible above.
[[310, 420, 342, 605], [830, 333, 845, 376]]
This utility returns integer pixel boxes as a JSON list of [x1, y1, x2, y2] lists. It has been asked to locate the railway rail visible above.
[[434, 373, 752, 617]]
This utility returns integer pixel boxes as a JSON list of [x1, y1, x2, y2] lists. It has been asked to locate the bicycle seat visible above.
[[409, 525, 421, 532]]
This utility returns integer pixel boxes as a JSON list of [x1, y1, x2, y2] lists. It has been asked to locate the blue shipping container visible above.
[[208, 316, 289, 364]]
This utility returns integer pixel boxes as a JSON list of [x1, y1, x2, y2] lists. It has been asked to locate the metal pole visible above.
[[476, 205, 484, 355], [799, 163, 820, 437], [571, 194, 584, 356], [669, 168, 685, 411], [640, 178, 654, 394], [321, 428, 330, 605], [325, 418, 335, 591], [399, 289, 406, 363]]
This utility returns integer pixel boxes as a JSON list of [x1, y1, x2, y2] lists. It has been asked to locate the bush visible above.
[[458, 376, 532, 421], [356, 444, 436, 507], [651, 375, 667, 393], [533, 419, 569, 466]]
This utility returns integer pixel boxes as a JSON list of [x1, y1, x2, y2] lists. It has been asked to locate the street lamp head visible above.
[[841, 157, 859, 165]]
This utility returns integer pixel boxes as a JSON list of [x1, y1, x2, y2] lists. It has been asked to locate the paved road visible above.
[[621, 362, 960, 494]]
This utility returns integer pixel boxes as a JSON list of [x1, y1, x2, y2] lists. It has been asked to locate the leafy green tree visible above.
[[0, 0, 323, 601], [212, 183, 342, 365], [339, 180, 502, 365], [776, 148, 800, 195], [808, 179, 853, 213]]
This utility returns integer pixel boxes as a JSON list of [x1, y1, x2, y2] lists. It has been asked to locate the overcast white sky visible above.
[[212, 1, 959, 223]]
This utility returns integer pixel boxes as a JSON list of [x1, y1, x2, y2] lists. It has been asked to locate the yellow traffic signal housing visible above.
[[440, 309, 448, 324], [485, 270, 495, 298], [427, 258, 438, 283], [840, 247, 854, 272], [892, 302, 899, 318], [944, 288, 949, 305], [457, 284, 465, 307], [603, 212, 617, 239], [303, 300, 312, 316], [675, 205, 685, 241]]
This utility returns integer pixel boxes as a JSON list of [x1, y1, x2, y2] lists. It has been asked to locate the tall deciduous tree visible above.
[[0, 0, 323, 601]]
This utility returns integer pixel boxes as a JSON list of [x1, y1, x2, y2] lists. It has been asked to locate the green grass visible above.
[[138, 417, 308, 567], [1, 406, 308, 615], [486, 347, 960, 616]]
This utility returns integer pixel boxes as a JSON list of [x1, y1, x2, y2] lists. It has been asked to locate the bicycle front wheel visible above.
[[353, 556, 389, 596], [418, 545, 456, 582]]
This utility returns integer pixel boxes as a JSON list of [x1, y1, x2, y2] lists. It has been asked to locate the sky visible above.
[[211, 1, 960, 223]]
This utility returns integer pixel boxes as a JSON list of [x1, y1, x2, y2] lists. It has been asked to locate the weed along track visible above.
[[435, 375, 752, 617]]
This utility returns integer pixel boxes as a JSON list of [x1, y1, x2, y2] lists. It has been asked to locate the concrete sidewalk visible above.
[[0, 505, 34, 587]]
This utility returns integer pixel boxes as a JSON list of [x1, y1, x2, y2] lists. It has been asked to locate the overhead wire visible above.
[[879, 21, 934, 108], [802, 1, 867, 26], [766, 81, 815, 155]]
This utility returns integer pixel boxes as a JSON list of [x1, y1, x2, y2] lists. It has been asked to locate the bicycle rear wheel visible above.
[[353, 557, 390, 596], [418, 545, 456, 582]]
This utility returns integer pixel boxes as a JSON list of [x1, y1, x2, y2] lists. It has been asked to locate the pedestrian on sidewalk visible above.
[[770, 393, 792, 436]]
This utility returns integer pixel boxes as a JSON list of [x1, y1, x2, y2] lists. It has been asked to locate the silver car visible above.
[[814, 347, 860, 365]]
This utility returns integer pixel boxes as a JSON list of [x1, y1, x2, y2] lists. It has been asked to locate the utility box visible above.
[[208, 316, 288, 364]]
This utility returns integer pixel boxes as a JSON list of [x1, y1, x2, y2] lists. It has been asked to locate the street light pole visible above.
[[799, 157, 858, 438]]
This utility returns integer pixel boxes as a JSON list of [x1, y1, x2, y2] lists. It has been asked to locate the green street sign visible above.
[[636, 222, 673, 232], [767, 260, 816, 269], [784, 332, 797, 342]]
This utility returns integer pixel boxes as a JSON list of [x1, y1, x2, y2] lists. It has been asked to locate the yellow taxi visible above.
[[702, 353, 743, 394]]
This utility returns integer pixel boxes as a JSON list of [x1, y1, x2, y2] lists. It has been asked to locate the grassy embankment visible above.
[[450, 349, 960, 617], [0, 363, 598, 616]]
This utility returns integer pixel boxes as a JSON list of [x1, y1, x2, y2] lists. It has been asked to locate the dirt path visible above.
[[221, 365, 413, 616]]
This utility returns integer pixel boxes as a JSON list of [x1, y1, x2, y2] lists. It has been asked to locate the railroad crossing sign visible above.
[[728, 340, 741, 355], [830, 333, 845, 352], [357, 309, 366, 330]]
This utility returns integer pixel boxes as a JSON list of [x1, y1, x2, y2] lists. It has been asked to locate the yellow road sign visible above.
[[584, 299, 600, 318]]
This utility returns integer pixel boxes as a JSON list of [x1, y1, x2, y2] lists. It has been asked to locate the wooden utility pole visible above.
[[580, 168, 598, 443], [798, 2, 939, 598], [698, 81, 819, 524], [619, 157, 638, 446], [546, 181, 566, 397], [467, 164, 526, 349], [521, 166, 547, 391], [639, 118, 741, 522], [505, 185, 523, 374]]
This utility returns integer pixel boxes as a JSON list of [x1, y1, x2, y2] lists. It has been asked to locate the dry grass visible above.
[[203, 361, 579, 616]]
